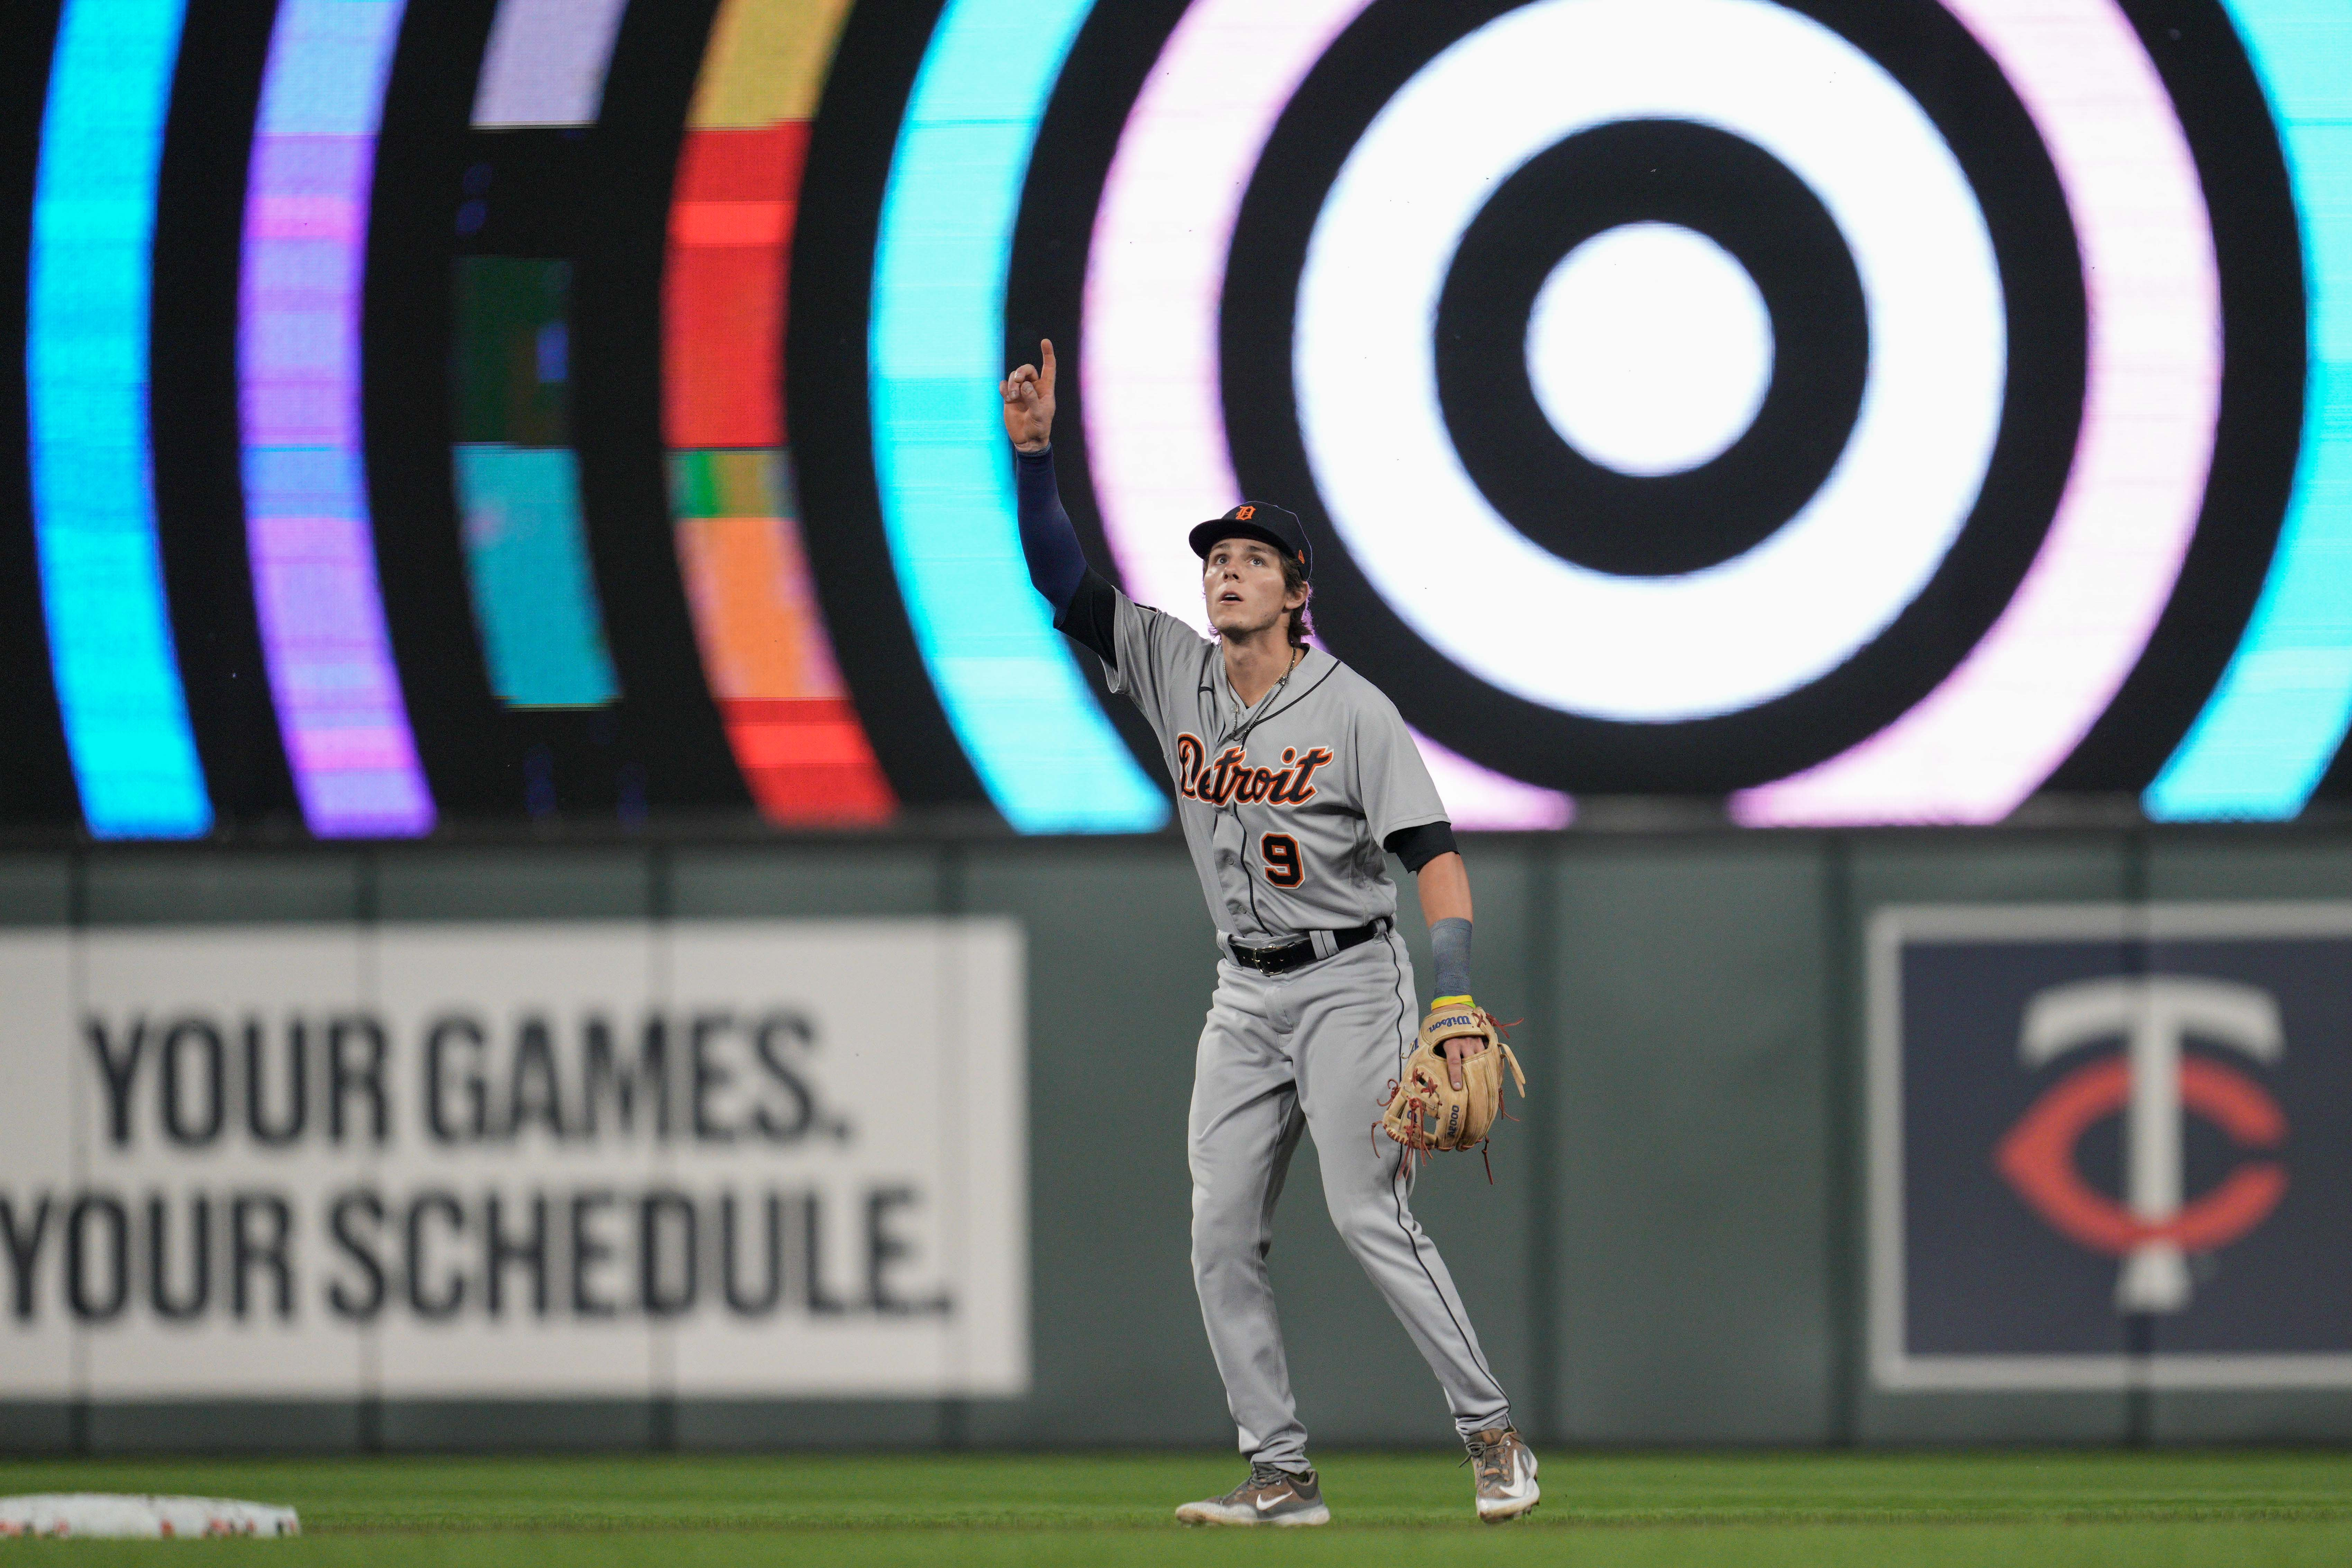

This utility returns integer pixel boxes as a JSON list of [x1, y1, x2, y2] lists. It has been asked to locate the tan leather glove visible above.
[[1380, 1000, 1526, 1164]]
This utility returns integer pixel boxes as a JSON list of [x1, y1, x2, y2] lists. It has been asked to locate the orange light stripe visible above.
[[725, 703, 877, 767], [670, 199, 794, 247], [663, 2, 891, 827]]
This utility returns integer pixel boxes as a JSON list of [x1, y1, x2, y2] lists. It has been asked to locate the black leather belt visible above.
[[1226, 918, 1389, 976]]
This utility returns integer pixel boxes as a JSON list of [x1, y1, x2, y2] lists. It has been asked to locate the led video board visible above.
[[7, 0, 2352, 835]]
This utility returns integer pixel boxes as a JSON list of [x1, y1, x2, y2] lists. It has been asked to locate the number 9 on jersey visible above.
[[1261, 833, 1304, 887]]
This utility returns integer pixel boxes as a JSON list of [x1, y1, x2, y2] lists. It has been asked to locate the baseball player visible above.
[[1002, 341, 1539, 1524]]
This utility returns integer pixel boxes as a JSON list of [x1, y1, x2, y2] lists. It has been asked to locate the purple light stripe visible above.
[[238, 0, 434, 837]]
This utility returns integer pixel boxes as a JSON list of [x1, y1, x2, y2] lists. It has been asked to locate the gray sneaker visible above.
[[1174, 1462, 1331, 1526], [1465, 1426, 1540, 1522]]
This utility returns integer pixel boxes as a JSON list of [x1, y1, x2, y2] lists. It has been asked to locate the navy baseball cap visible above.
[[1189, 502, 1312, 579]]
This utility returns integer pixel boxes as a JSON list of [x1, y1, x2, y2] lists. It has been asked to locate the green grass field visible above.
[[3, 1450, 2348, 1565]]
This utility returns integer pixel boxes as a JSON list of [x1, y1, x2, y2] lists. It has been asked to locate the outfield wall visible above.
[[2, 826, 2350, 1452]]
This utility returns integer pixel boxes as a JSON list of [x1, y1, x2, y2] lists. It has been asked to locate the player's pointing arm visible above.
[[1003, 339, 1121, 665]]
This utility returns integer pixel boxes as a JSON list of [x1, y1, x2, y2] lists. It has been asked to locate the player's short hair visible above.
[[1280, 552, 1313, 649]]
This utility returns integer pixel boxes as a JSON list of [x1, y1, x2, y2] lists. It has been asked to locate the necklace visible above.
[[1231, 645, 1303, 749]]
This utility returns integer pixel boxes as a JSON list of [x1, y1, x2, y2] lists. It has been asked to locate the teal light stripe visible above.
[[454, 444, 620, 708], [2148, 1, 2352, 819], [27, 0, 213, 837], [869, 0, 1168, 833]]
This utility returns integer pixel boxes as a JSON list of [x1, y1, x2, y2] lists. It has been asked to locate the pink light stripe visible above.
[[1732, 0, 2221, 826], [1085, 0, 1366, 619], [1084, 0, 1572, 830], [248, 515, 370, 555], [250, 197, 367, 240], [240, 399, 359, 446], [289, 730, 419, 771], [1421, 737, 1576, 830]]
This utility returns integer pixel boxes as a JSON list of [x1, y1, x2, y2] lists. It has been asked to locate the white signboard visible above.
[[0, 919, 1026, 1400]]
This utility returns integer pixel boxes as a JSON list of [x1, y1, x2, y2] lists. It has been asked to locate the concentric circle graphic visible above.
[[1296, 0, 2005, 723], [1054, 0, 2299, 812]]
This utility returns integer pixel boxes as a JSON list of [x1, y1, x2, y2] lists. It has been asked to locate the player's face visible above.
[[1203, 537, 1304, 638]]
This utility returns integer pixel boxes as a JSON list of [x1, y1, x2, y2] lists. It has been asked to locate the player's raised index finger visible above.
[[1039, 338, 1057, 392]]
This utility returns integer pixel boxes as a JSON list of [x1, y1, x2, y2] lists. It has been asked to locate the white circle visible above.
[[1525, 222, 1774, 477], [1294, 0, 2005, 722]]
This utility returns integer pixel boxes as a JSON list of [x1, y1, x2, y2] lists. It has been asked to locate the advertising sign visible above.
[[1871, 902, 2352, 1390], [0, 919, 1025, 1401]]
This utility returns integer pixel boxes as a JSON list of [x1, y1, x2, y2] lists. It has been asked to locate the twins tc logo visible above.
[[1995, 978, 2289, 1314], [1175, 735, 1334, 807]]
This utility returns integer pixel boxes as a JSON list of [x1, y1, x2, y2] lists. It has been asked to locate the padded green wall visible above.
[[4, 827, 2351, 1452]]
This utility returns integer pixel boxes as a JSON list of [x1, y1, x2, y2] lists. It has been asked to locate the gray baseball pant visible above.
[[1187, 927, 1512, 1468]]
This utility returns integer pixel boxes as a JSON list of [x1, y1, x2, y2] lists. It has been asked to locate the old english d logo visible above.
[[1994, 978, 2288, 1314]]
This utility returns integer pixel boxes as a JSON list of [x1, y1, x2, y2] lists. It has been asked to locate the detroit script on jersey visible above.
[[1176, 736, 1337, 807], [1098, 584, 1447, 940]]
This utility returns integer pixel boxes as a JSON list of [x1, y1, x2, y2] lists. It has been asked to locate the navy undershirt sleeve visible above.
[[1015, 445, 1086, 611], [1015, 444, 1117, 667]]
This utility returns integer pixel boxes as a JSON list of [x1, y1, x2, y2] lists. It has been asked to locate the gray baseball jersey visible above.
[[1104, 588, 1447, 942]]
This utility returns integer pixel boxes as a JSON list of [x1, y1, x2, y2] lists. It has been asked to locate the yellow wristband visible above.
[[1430, 994, 1474, 1010]]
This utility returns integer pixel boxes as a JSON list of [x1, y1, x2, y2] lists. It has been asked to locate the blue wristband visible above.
[[1430, 917, 1471, 1002]]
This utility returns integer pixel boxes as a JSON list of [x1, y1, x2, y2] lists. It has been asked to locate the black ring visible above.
[[1437, 119, 1868, 577]]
